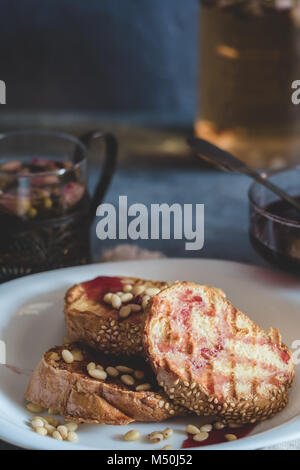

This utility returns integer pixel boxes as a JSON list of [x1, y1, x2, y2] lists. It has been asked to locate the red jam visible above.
[[82, 276, 123, 302], [275, 345, 290, 365], [182, 423, 256, 448]]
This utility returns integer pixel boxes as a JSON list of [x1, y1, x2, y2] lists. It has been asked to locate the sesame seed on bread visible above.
[[143, 282, 294, 425], [25, 343, 187, 425], [65, 276, 169, 356]]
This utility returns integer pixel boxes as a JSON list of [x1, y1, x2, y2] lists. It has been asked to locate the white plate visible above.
[[0, 258, 300, 450]]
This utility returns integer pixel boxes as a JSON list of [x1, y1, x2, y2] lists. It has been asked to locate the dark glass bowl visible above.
[[249, 167, 300, 274]]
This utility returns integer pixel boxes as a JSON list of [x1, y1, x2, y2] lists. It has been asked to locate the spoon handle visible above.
[[187, 137, 300, 213]]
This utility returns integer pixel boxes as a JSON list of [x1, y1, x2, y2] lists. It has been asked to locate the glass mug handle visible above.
[[79, 129, 118, 221]]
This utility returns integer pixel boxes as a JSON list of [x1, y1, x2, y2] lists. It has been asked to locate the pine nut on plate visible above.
[[124, 430, 140, 441], [35, 426, 47, 436], [66, 422, 78, 432], [200, 424, 213, 432], [26, 403, 44, 413], [57, 425, 68, 440], [186, 424, 200, 435], [149, 432, 164, 443], [225, 434, 237, 441], [193, 432, 209, 442], [67, 431, 78, 442], [31, 418, 45, 429], [162, 427, 173, 439], [52, 430, 63, 441]]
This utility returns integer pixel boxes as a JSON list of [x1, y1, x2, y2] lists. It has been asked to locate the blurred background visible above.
[[1, 0, 300, 267], [0, 0, 197, 159]]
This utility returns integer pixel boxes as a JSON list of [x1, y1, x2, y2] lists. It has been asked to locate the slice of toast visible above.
[[65, 276, 169, 356], [143, 282, 294, 425], [25, 343, 187, 425]]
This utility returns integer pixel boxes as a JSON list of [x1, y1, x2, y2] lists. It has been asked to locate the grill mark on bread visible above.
[[144, 282, 294, 424], [250, 325, 258, 397]]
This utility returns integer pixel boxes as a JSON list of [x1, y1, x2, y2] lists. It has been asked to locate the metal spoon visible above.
[[187, 136, 300, 213]]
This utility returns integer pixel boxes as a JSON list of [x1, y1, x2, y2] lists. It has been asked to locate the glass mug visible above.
[[0, 130, 117, 282]]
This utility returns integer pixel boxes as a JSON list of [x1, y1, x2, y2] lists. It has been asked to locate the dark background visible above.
[[0, 0, 198, 127]]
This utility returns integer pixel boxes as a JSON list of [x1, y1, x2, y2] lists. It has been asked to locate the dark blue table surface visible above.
[[89, 157, 263, 267]]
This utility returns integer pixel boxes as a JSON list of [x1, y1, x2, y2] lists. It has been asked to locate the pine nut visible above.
[[214, 422, 225, 430], [88, 368, 107, 380], [57, 425, 68, 439], [193, 432, 209, 442], [149, 432, 164, 443], [162, 427, 173, 439], [136, 383, 151, 391], [45, 424, 56, 434], [72, 350, 84, 361], [103, 293, 113, 303], [116, 291, 123, 296], [38, 417, 48, 424], [66, 422, 78, 432], [62, 349, 74, 364], [132, 285, 145, 296], [121, 293, 133, 303], [96, 364, 104, 370], [162, 445, 173, 450], [116, 366, 134, 373], [31, 418, 45, 428], [106, 366, 119, 377], [45, 417, 60, 427], [87, 362, 96, 371], [52, 430, 63, 441], [26, 403, 44, 413], [49, 352, 60, 361], [124, 430, 140, 442], [145, 287, 160, 296], [229, 422, 241, 428], [121, 374, 135, 386], [119, 305, 131, 318], [225, 434, 237, 441], [67, 431, 78, 442], [123, 278, 134, 284], [200, 424, 213, 432], [134, 370, 145, 380], [186, 424, 201, 435], [129, 304, 142, 312], [123, 284, 133, 293], [35, 426, 47, 436], [142, 295, 150, 308], [111, 294, 122, 309]]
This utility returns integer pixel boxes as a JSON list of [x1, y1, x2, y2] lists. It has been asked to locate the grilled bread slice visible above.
[[65, 276, 169, 356], [143, 282, 294, 425], [25, 343, 187, 425]]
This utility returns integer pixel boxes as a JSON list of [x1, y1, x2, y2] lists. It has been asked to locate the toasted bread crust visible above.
[[25, 343, 186, 424], [143, 282, 294, 425], [65, 276, 169, 356]]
